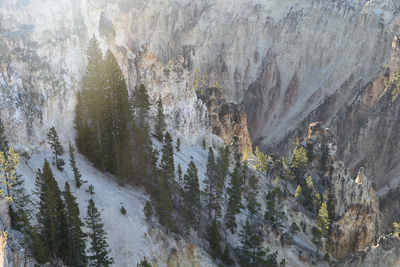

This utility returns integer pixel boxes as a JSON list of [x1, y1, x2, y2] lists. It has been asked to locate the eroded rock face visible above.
[[306, 123, 380, 259], [197, 87, 252, 153], [341, 234, 400, 267]]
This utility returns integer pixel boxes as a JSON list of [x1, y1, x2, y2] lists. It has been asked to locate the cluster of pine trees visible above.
[[0, 120, 114, 266], [75, 37, 147, 181]]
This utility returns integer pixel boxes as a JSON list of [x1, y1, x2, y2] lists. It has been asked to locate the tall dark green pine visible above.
[[156, 178, 174, 230], [34, 159, 68, 259], [47, 127, 65, 171], [204, 147, 215, 221], [245, 175, 261, 216], [79, 36, 105, 168], [9, 174, 31, 229], [154, 97, 166, 142], [63, 182, 87, 266], [86, 198, 114, 267], [214, 146, 230, 218], [132, 83, 155, 180], [225, 159, 243, 233], [133, 84, 151, 131], [239, 220, 267, 267], [69, 142, 84, 188], [207, 219, 221, 258], [183, 158, 201, 229], [160, 132, 175, 192], [0, 118, 9, 155], [103, 50, 137, 180]]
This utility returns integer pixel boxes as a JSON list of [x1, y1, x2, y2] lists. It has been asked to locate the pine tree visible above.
[[9, 174, 30, 229], [204, 147, 215, 220], [225, 159, 242, 233], [79, 36, 105, 168], [254, 146, 269, 173], [295, 185, 303, 204], [316, 201, 330, 254], [63, 182, 87, 266], [69, 142, 84, 188], [290, 144, 308, 180], [103, 49, 137, 179], [156, 178, 174, 230], [155, 97, 166, 142], [86, 198, 114, 266], [182, 158, 201, 229], [144, 201, 153, 221], [221, 246, 234, 266], [207, 219, 221, 258], [176, 137, 181, 152], [133, 84, 151, 130], [303, 175, 314, 208], [137, 257, 152, 267], [0, 118, 9, 156], [160, 132, 175, 192], [177, 164, 183, 183], [239, 220, 267, 267], [47, 127, 65, 171], [30, 228, 50, 264], [245, 175, 261, 216], [0, 147, 20, 203], [214, 146, 230, 218], [316, 202, 330, 237], [34, 159, 68, 258], [132, 84, 155, 181]]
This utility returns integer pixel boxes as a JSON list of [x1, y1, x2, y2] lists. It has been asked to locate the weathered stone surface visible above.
[[305, 123, 380, 259], [341, 234, 400, 267]]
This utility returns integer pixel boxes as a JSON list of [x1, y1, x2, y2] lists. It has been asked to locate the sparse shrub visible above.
[[120, 206, 127, 215], [290, 222, 300, 235]]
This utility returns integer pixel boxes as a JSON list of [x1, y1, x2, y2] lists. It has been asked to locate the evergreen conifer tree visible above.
[[221, 246, 234, 266], [79, 36, 105, 167], [290, 144, 308, 180], [47, 127, 65, 171], [69, 142, 84, 188], [225, 159, 243, 233], [144, 201, 153, 221], [132, 84, 155, 180], [295, 185, 303, 204], [316, 202, 330, 237], [137, 257, 152, 267], [154, 97, 166, 142], [155, 178, 174, 230], [133, 84, 151, 130], [177, 164, 183, 183], [34, 159, 68, 258], [176, 138, 181, 152], [63, 182, 87, 266], [86, 198, 114, 266], [104, 50, 137, 179], [204, 147, 215, 220], [214, 146, 230, 218], [183, 158, 201, 229], [245, 175, 261, 216], [239, 220, 267, 267], [207, 219, 221, 258], [0, 118, 9, 155], [9, 174, 30, 229], [160, 132, 175, 192]]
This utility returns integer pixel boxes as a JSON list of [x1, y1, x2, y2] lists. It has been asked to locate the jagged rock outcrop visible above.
[[305, 123, 380, 259], [197, 87, 252, 153], [341, 234, 400, 267]]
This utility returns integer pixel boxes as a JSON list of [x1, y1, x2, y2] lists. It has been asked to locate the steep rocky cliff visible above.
[[303, 123, 380, 259], [1, 0, 400, 265]]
